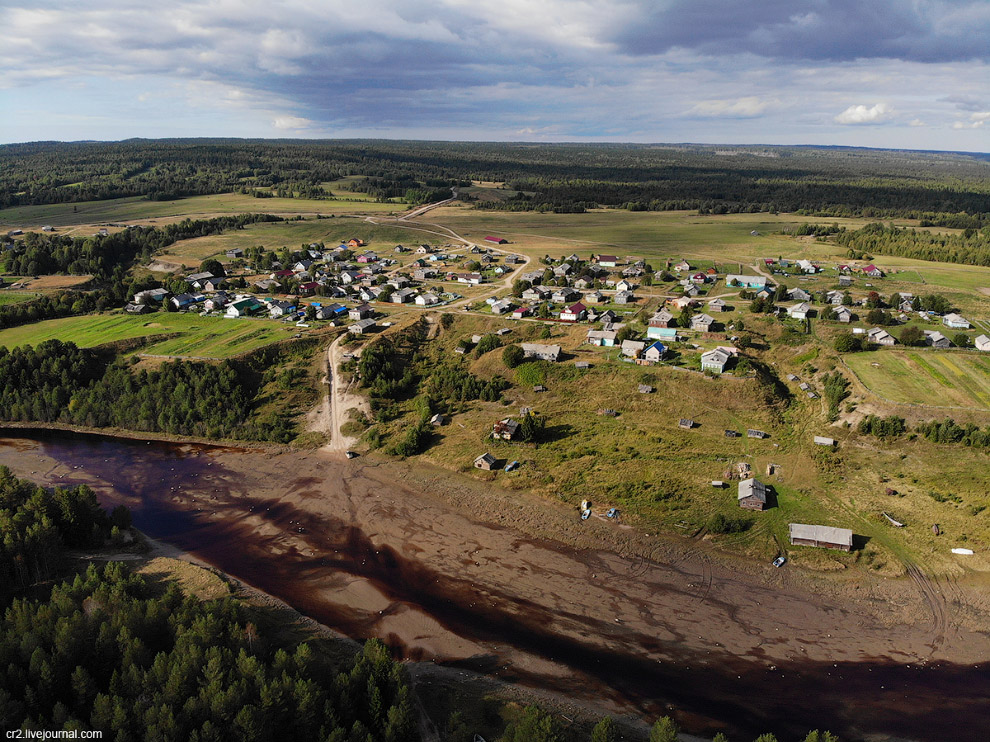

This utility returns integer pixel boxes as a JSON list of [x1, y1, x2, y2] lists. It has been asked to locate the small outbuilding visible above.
[[813, 436, 835, 447], [474, 453, 497, 471]]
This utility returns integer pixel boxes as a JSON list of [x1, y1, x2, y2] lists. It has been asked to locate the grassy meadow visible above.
[[0, 192, 406, 229], [0, 312, 298, 358], [844, 349, 990, 410]]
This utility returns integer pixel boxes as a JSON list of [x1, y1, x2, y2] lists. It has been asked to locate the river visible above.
[[1, 428, 988, 741]]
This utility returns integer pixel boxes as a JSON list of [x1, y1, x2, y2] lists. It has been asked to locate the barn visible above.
[[789, 523, 853, 552]]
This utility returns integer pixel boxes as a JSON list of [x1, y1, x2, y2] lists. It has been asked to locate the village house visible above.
[[649, 309, 676, 328], [268, 300, 296, 318], [974, 334, 990, 352], [789, 523, 853, 552], [485, 236, 508, 244], [298, 281, 321, 296], [796, 259, 818, 274], [596, 255, 619, 267], [170, 293, 200, 310], [124, 302, 152, 314], [514, 344, 559, 363], [552, 287, 580, 304], [669, 296, 695, 311], [359, 286, 385, 302], [673, 259, 691, 272], [615, 278, 634, 292], [293, 259, 315, 273], [226, 298, 263, 317], [682, 284, 700, 298], [349, 303, 374, 320], [620, 339, 646, 359], [560, 302, 587, 322], [814, 436, 835, 447], [348, 318, 377, 335], [788, 302, 812, 320], [511, 306, 532, 320], [788, 288, 811, 302], [387, 276, 410, 290], [553, 263, 573, 277], [521, 270, 544, 284], [416, 292, 440, 306], [833, 306, 852, 323], [492, 418, 520, 440], [347, 238, 366, 248], [838, 275, 853, 287], [924, 330, 952, 348], [707, 298, 726, 313], [491, 298, 514, 315], [942, 313, 971, 329], [523, 285, 552, 302], [862, 264, 884, 278], [584, 289, 606, 304], [315, 303, 347, 320], [390, 288, 416, 304], [690, 313, 715, 332], [453, 272, 483, 285], [134, 288, 170, 304], [725, 274, 768, 289], [701, 348, 732, 373], [825, 290, 845, 305], [225, 248, 244, 259], [586, 329, 618, 347], [738, 478, 768, 511], [641, 341, 667, 364], [413, 268, 436, 281], [867, 327, 896, 346], [614, 290, 634, 304], [203, 293, 230, 312], [573, 276, 595, 290]]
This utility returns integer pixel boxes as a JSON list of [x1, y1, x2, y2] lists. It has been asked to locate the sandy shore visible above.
[[2, 431, 989, 739]]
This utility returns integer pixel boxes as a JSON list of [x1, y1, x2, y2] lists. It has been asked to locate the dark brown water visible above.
[[2, 428, 988, 741]]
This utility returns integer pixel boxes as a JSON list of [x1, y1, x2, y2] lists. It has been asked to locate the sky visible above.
[[1, 0, 989, 151]]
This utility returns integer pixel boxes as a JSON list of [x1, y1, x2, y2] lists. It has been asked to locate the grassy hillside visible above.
[[0, 312, 301, 359]]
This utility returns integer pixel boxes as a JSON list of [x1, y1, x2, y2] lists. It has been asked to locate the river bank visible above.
[[1, 427, 988, 740]]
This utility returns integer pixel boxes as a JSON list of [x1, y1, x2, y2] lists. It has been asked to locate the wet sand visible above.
[[2, 429, 989, 741]]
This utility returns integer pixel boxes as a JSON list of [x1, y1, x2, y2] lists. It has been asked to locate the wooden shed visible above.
[[789, 523, 853, 552], [747, 429, 768, 439], [679, 419, 695, 430], [813, 436, 835, 447], [474, 453, 497, 471]]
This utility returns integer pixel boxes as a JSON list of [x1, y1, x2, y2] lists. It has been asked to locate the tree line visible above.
[[0, 339, 299, 442], [3, 139, 990, 220]]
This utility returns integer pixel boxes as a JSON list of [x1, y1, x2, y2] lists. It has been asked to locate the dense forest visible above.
[[0, 340, 298, 442], [834, 222, 990, 267], [1, 561, 418, 740], [2, 139, 989, 220]]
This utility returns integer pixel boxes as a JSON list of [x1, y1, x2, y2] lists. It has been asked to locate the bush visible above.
[[707, 513, 752, 534], [899, 325, 925, 347], [833, 332, 865, 352], [503, 344, 525, 368]]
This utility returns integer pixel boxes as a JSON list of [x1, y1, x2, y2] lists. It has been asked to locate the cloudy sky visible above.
[[1, 0, 989, 151]]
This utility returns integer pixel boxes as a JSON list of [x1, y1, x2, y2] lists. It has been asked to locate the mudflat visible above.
[[1, 431, 988, 740]]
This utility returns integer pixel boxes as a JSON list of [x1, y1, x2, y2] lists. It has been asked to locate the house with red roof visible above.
[[560, 302, 587, 322]]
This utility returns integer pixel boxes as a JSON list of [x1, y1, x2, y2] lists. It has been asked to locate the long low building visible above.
[[520, 343, 561, 362], [789, 523, 854, 552]]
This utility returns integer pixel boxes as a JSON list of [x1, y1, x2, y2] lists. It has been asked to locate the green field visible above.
[[0, 192, 406, 229], [0, 291, 38, 307], [845, 349, 990, 409], [419, 206, 926, 263], [0, 312, 295, 358]]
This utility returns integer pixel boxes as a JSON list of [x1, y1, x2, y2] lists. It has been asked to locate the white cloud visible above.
[[272, 115, 314, 130], [952, 111, 989, 129], [687, 97, 776, 118], [834, 103, 891, 124], [909, 118, 926, 127]]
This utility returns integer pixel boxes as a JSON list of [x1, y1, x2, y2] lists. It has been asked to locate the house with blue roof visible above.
[[641, 341, 667, 364]]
